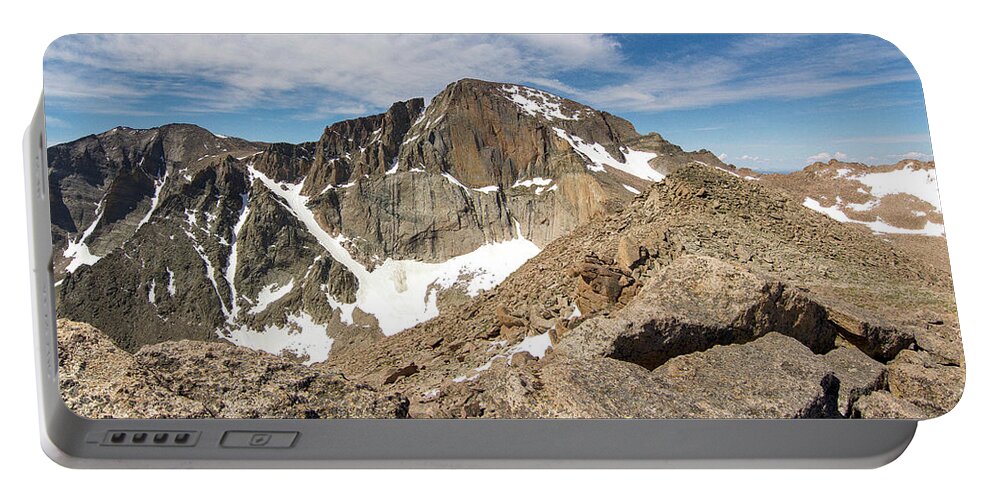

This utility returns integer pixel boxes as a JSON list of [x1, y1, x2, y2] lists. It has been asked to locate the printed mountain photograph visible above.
[[46, 34, 963, 419]]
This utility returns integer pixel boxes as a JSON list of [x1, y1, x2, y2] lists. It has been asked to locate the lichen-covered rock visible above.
[[822, 345, 887, 415], [850, 391, 928, 419], [886, 350, 965, 417], [650, 333, 843, 418], [57, 320, 211, 418], [58, 319, 408, 419], [556, 255, 836, 370]]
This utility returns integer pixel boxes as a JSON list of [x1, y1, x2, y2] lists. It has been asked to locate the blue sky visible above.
[[44, 34, 932, 172]]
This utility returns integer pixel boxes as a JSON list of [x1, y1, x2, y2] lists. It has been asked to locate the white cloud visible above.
[[738, 154, 768, 162], [806, 151, 849, 163], [889, 151, 933, 161], [718, 152, 728, 161]]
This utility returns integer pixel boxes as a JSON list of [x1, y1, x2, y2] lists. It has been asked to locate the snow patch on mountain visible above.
[[508, 332, 552, 358], [220, 310, 334, 365], [249, 280, 295, 314], [223, 190, 251, 321], [166, 267, 177, 296], [552, 128, 663, 182], [63, 196, 106, 273], [136, 169, 169, 230], [512, 177, 553, 188], [441, 172, 469, 191], [855, 163, 941, 211], [501, 85, 583, 121], [803, 197, 945, 236]]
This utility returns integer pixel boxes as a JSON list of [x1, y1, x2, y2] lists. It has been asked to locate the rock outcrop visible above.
[[58, 320, 409, 419]]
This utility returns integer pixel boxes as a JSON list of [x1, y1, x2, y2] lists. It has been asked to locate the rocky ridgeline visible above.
[[50, 80, 963, 420], [324, 164, 963, 419]]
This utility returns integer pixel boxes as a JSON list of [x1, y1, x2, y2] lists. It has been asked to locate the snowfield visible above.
[[220, 310, 334, 365], [803, 197, 945, 236], [854, 163, 942, 211], [552, 128, 663, 182], [63, 196, 106, 273]]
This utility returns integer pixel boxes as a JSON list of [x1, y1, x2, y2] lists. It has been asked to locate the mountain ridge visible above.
[[51, 78, 725, 361]]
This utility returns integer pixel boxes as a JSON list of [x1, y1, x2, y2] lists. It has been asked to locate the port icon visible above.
[[249, 434, 272, 446]]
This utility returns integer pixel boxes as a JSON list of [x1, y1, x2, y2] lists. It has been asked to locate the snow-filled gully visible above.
[[226, 165, 540, 363]]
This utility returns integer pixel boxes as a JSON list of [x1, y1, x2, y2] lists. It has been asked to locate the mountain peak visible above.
[[437, 78, 598, 124]]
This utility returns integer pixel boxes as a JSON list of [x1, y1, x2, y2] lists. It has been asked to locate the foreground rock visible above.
[[850, 391, 928, 419], [59, 319, 210, 419], [556, 255, 837, 370], [58, 319, 408, 419]]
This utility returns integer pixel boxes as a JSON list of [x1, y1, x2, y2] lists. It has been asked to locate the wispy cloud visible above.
[[738, 154, 769, 162], [46, 34, 918, 119], [45, 34, 623, 118], [889, 151, 934, 161], [807, 151, 850, 163], [575, 35, 918, 112]]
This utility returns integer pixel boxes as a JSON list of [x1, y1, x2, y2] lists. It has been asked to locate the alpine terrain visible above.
[[50, 79, 963, 419]]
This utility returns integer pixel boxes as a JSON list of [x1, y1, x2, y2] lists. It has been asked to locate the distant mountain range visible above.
[[50, 79, 962, 420]]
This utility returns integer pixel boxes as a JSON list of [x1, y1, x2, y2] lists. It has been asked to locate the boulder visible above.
[[822, 345, 887, 415], [557, 255, 837, 370], [824, 305, 914, 360], [495, 305, 526, 328], [383, 362, 420, 385], [615, 235, 646, 271], [886, 350, 965, 417], [850, 391, 928, 419], [569, 255, 640, 315], [652, 333, 843, 418]]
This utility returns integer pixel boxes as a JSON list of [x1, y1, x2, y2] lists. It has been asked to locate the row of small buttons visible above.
[[103, 431, 198, 446], [101, 430, 297, 448]]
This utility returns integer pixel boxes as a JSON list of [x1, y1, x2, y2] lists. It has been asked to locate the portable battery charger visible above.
[[25, 34, 963, 468]]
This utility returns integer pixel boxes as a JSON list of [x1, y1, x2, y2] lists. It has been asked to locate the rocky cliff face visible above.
[[52, 79, 722, 361], [49, 124, 264, 276]]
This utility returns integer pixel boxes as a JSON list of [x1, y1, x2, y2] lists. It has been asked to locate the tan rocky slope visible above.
[[758, 159, 950, 271], [322, 164, 963, 419], [59, 164, 964, 419], [58, 320, 409, 419]]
